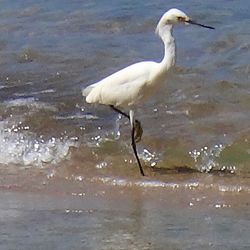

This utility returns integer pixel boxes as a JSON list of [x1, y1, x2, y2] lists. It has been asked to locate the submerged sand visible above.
[[1, 170, 250, 250]]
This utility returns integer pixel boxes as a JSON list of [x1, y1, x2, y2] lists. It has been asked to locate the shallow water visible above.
[[0, 0, 250, 249], [0, 0, 250, 175], [1, 176, 250, 250]]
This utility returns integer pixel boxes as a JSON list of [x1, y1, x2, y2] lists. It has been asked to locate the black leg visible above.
[[131, 122, 145, 176], [110, 105, 145, 176], [110, 105, 143, 142], [110, 105, 129, 119]]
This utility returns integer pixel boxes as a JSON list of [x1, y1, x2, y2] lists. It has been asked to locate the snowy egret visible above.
[[82, 8, 214, 176]]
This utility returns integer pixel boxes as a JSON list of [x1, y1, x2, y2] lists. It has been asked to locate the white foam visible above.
[[3, 97, 58, 112], [0, 121, 78, 167], [189, 144, 226, 172], [95, 176, 183, 189]]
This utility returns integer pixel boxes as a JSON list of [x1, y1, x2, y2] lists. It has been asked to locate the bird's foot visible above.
[[134, 120, 143, 143]]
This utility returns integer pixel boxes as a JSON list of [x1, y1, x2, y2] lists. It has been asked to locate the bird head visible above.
[[160, 8, 190, 26], [156, 8, 214, 36]]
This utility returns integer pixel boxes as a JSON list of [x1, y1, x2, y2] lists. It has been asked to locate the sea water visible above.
[[0, 0, 249, 249]]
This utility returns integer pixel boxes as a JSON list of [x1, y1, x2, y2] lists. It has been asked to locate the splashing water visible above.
[[189, 144, 226, 172], [0, 121, 79, 167], [87, 114, 121, 147], [141, 148, 160, 167]]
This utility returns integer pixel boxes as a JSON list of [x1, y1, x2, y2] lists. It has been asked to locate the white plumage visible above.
[[84, 61, 167, 107], [82, 8, 214, 176]]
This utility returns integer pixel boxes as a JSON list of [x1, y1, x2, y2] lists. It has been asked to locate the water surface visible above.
[[0, 0, 250, 249]]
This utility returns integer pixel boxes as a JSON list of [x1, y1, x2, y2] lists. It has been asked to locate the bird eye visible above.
[[177, 16, 186, 22]]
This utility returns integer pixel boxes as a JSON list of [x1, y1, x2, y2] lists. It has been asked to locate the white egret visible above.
[[82, 8, 214, 176]]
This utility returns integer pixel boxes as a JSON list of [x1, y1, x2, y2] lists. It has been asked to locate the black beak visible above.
[[187, 20, 215, 30]]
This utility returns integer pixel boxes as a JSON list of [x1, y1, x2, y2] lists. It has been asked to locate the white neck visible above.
[[158, 25, 176, 71]]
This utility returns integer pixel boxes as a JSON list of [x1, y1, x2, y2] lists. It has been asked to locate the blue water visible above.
[[0, 0, 249, 173], [0, 1, 250, 249], [0, 0, 249, 172]]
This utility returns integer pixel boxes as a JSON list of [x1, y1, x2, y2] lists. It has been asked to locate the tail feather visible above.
[[82, 83, 97, 97]]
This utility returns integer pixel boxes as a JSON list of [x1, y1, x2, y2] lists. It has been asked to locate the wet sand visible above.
[[1, 171, 250, 250]]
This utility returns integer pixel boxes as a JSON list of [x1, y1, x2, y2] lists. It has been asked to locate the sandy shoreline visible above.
[[1, 172, 250, 250]]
